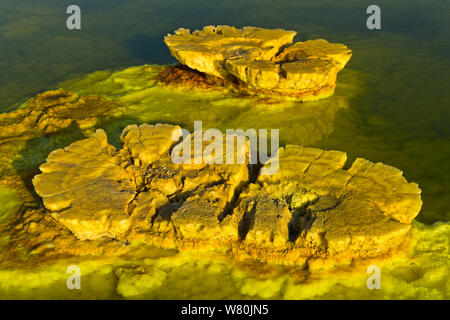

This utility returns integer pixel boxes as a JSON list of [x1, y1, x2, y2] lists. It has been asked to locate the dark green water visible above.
[[0, 0, 449, 223]]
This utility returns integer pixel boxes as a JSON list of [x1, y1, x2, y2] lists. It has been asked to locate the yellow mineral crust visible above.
[[164, 26, 352, 100], [33, 123, 249, 242], [235, 145, 423, 262], [164, 25, 296, 78], [32, 124, 421, 265]]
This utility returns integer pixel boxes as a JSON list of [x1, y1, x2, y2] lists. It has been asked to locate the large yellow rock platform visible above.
[[32, 124, 421, 264]]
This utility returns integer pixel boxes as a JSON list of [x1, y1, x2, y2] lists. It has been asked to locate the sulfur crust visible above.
[[164, 25, 352, 101]]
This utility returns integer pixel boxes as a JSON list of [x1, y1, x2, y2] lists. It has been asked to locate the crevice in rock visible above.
[[218, 181, 244, 223], [167, 132, 185, 157], [125, 193, 139, 217], [217, 163, 261, 222], [287, 196, 318, 243], [153, 189, 192, 222], [248, 163, 262, 184], [238, 200, 257, 241], [279, 68, 288, 79]]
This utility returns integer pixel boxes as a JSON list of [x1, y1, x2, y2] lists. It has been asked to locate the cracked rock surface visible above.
[[32, 124, 422, 263], [164, 25, 352, 100], [33, 123, 249, 242], [232, 145, 422, 262]]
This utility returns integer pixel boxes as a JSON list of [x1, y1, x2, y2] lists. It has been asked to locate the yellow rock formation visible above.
[[164, 26, 352, 100], [164, 26, 296, 78], [33, 124, 249, 242], [32, 124, 421, 264], [232, 145, 422, 262]]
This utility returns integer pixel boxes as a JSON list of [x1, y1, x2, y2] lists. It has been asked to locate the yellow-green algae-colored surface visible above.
[[0, 223, 447, 299], [0, 65, 448, 299], [0, 186, 21, 225], [58, 65, 354, 148]]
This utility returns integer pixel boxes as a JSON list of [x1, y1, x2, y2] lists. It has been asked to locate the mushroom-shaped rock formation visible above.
[[33, 124, 422, 264], [164, 26, 352, 100]]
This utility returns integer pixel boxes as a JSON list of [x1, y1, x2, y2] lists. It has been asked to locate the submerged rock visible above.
[[0, 88, 126, 216], [33, 124, 421, 264], [0, 89, 122, 141], [164, 26, 352, 100]]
